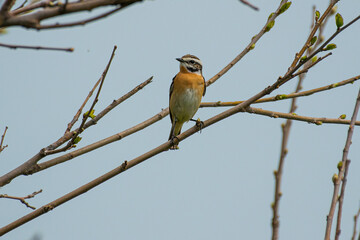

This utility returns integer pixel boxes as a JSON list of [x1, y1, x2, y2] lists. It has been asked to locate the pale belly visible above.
[[171, 88, 202, 123]]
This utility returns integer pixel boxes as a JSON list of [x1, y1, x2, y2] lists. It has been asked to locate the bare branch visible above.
[[0, 0, 16, 16], [271, 3, 340, 239], [25, 76, 155, 174], [0, 126, 8, 153], [37, 6, 124, 29], [11, 0, 56, 15], [200, 75, 360, 108], [335, 159, 351, 240], [0, 190, 42, 210], [239, 0, 259, 11], [0, 46, 119, 186], [0, 42, 74, 52], [352, 208, 360, 240], [206, 0, 289, 87], [244, 107, 360, 126], [324, 87, 360, 240], [287, 0, 339, 72], [1, 0, 141, 29], [44, 45, 118, 155]]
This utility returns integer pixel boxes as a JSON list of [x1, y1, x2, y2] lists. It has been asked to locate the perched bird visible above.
[[168, 54, 206, 149]]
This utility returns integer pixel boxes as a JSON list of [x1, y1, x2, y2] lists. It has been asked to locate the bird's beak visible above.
[[176, 58, 184, 62]]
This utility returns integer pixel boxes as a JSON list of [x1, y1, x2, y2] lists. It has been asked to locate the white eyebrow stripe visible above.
[[182, 58, 202, 66]]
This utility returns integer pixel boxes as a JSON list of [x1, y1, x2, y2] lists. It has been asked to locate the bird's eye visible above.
[[189, 60, 195, 64]]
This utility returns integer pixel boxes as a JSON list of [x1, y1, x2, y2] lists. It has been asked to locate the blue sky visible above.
[[1, 0, 360, 239]]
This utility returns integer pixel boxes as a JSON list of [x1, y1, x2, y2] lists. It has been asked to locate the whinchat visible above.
[[168, 54, 206, 149]]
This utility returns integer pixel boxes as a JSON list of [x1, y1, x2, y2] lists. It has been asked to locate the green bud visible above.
[[250, 43, 255, 50], [324, 43, 337, 51], [332, 173, 338, 184], [310, 36, 317, 46], [311, 56, 318, 63], [339, 114, 346, 119], [83, 109, 96, 119], [265, 20, 275, 32], [315, 10, 320, 21], [268, 12, 275, 20], [279, 2, 291, 14], [315, 121, 322, 125], [335, 13, 344, 29], [300, 56, 307, 62], [337, 161, 343, 170], [275, 94, 287, 100], [73, 136, 82, 144]]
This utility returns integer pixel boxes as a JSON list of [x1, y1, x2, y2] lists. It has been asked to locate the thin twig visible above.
[[11, 0, 56, 15], [1, 0, 140, 29], [44, 45, 117, 155], [37, 6, 124, 29], [244, 107, 360, 126], [206, 0, 289, 87], [239, 0, 259, 11], [200, 75, 360, 108], [0, 42, 74, 52], [334, 159, 351, 240], [271, 4, 340, 239], [0, 190, 42, 210], [324, 87, 360, 240], [14, 0, 28, 11], [0, 126, 8, 153], [66, 74, 103, 133], [287, 0, 339, 72], [25, 77, 155, 174], [0, 0, 16, 16], [352, 208, 360, 240]]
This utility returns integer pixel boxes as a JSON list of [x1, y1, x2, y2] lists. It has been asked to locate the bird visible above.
[[168, 54, 206, 149]]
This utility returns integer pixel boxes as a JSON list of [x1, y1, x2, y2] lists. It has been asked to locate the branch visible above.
[[0, 0, 16, 16], [0, 126, 8, 153], [324, 87, 360, 240], [205, 0, 290, 87], [200, 75, 360, 108], [352, 208, 360, 240], [244, 107, 360, 126], [0, 190, 42, 210], [0, 46, 120, 186], [25, 76, 155, 174], [239, 0, 259, 11], [65, 71, 103, 133], [0, 42, 74, 52], [36, 5, 124, 29], [43, 45, 117, 155], [335, 159, 351, 240], [271, 3, 341, 239], [1, 0, 141, 29]]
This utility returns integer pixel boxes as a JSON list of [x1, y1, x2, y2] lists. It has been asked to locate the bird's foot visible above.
[[192, 118, 204, 133], [169, 136, 180, 150]]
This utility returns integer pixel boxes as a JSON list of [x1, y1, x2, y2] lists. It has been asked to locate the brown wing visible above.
[[202, 76, 206, 96], [169, 74, 177, 123]]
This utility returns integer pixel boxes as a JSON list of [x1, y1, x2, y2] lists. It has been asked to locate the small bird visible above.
[[168, 54, 206, 149]]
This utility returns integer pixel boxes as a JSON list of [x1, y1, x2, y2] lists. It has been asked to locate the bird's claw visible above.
[[195, 118, 204, 133], [169, 136, 180, 150]]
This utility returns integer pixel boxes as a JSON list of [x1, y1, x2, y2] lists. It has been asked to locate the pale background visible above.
[[1, 0, 360, 239]]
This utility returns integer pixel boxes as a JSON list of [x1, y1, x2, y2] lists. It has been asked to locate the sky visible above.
[[1, 0, 360, 239]]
